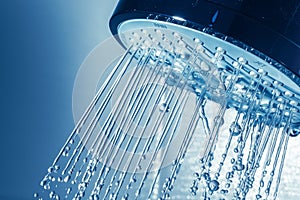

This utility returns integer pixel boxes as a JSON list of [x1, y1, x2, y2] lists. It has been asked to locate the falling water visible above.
[[36, 27, 300, 200]]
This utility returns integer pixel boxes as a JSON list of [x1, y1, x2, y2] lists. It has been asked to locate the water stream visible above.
[[35, 28, 300, 200]]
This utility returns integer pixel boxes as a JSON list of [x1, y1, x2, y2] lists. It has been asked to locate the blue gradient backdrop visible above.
[[0, 0, 117, 199]]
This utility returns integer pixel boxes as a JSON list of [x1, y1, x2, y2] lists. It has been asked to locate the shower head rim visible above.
[[116, 18, 300, 98], [109, 2, 300, 80]]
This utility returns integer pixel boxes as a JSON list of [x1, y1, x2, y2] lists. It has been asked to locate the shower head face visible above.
[[116, 19, 300, 128]]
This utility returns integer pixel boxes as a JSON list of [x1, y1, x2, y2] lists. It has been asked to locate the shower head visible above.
[[109, 0, 300, 129]]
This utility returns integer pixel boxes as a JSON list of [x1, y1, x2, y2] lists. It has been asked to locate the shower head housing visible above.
[[110, 0, 300, 79]]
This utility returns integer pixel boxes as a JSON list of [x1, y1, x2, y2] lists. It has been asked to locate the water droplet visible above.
[[203, 172, 210, 181], [62, 150, 69, 157], [233, 163, 244, 171], [79, 190, 85, 198], [54, 164, 60, 171], [260, 180, 264, 187], [288, 127, 300, 137], [66, 187, 72, 194], [265, 188, 270, 194], [126, 183, 132, 190], [33, 193, 39, 198], [109, 193, 116, 200], [208, 180, 219, 191], [231, 158, 235, 164], [220, 189, 228, 194], [130, 176, 137, 183], [234, 148, 239, 153], [49, 191, 55, 198], [48, 167, 54, 173], [90, 194, 99, 200], [64, 175, 71, 183], [43, 183, 50, 190], [159, 102, 170, 112], [54, 194, 60, 200], [40, 180, 47, 187], [230, 122, 242, 136], [78, 182, 87, 191], [190, 187, 197, 196], [57, 177, 62, 182]]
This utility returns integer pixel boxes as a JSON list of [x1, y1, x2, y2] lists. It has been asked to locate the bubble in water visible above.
[[33, 193, 39, 198], [229, 122, 242, 136]]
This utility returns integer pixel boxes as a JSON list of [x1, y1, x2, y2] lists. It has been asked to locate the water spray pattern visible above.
[[36, 28, 300, 200]]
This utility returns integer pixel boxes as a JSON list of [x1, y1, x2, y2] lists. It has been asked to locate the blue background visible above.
[[0, 0, 117, 199]]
